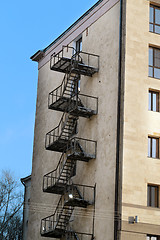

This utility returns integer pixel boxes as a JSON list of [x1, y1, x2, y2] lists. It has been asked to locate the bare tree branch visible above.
[[0, 170, 23, 239]]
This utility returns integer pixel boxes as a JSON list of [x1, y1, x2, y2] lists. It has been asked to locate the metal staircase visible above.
[[67, 137, 97, 162], [45, 113, 78, 152], [65, 231, 94, 240], [48, 70, 80, 113], [41, 195, 74, 238], [50, 46, 99, 77], [42, 45, 99, 239], [48, 70, 98, 118], [41, 184, 95, 238], [43, 137, 96, 194], [43, 152, 76, 195]]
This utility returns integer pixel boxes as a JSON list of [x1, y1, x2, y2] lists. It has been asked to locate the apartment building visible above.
[[28, 0, 160, 239]]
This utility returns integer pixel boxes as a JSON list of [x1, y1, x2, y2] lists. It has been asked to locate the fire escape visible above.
[[41, 46, 99, 240]]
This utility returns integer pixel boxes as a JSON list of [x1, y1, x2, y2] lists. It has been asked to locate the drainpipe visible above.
[[114, 0, 124, 239]]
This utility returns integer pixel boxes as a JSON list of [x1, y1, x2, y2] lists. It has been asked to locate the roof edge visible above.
[[30, 0, 104, 60], [21, 175, 31, 185], [30, 50, 44, 62]]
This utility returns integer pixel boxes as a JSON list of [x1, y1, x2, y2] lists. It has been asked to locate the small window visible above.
[[149, 47, 160, 79], [147, 235, 160, 240], [150, 5, 160, 34], [76, 37, 82, 52], [75, 37, 82, 92], [148, 136, 159, 158], [147, 185, 159, 207], [149, 90, 159, 112]]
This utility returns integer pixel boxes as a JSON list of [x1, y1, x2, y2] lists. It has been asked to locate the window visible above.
[[147, 235, 160, 240], [150, 5, 160, 34], [149, 47, 160, 79], [76, 37, 82, 52], [147, 185, 159, 207], [148, 136, 159, 158], [76, 37, 82, 92], [148, 90, 159, 112]]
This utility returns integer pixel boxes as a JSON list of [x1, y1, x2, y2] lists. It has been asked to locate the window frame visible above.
[[76, 37, 82, 53], [148, 136, 159, 159], [149, 46, 160, 79], [147, 184, 159, 208], [147, 235, 160, 240], [150, 4, 160, 35], [148, 89, 160, 112]]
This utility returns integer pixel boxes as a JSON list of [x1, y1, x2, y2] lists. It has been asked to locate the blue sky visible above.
[[0, 0, 99, 181]]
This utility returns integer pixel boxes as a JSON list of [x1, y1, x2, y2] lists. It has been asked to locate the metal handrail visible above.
[[66, 231, 93, 239], [65, 183, 96, 205], [72, 51, 99, 70], [43, 153, 75, 190], [50, 46, 99, 72], [68, 93, 98, 114], [50, 46, 78, 69], [45, 112, 69, 138], [48, 70, 79, 108], [48, 74, 67, 107]]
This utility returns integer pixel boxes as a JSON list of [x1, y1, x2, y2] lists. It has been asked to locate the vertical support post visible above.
[[92, 184, 96, 239]]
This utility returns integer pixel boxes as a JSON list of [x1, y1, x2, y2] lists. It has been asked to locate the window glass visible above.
[[149, 66, 153, 77], [152, 92, 157, 111], [152, 138, 157, 158], [150, 24, 154, 32], [150, 6, 154, 23], [147, 235, 160, 240], [155, 8, 160, 24], [150, 186, 156, 206], [154, 49, 160, 68], [154, 68, 160, 79], [149, 92, 151, 111], [148, 137, 151, 157], [149, 48, 153, 66], [76, 38, 82, 52], [148, 137, 159, 158], [155, 25, 160, 34]]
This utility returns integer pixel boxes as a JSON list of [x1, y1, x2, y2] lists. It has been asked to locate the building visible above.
[[21, 175, 31, 240], [28, 0, 160, 239]]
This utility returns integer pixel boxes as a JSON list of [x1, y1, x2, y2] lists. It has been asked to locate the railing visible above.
[[48, 72, 79, 109], [67, 137, 97, 160], [50, 46, 99, 75], [68, 94, 98, 116], [48, 74, 68, 107], [72, 51, 99, 72], [66, 231, 94, 240], [64, 184, 95, 205], [43, 153, 75, 191], [41, 196, 65, 235], [50, 46, 81, 69], [45, 113, 76, 149]]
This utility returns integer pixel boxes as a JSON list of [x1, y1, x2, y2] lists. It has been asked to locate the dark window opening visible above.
[[149, 90, 159, 112], [148, 136, 159, 158], [76, 37, 82, 52], [147, 185, 159, 208]]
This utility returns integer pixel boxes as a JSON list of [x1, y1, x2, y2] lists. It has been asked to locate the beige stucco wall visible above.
[[28, 1, 120, 240], [121, 0, 160, 238]]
